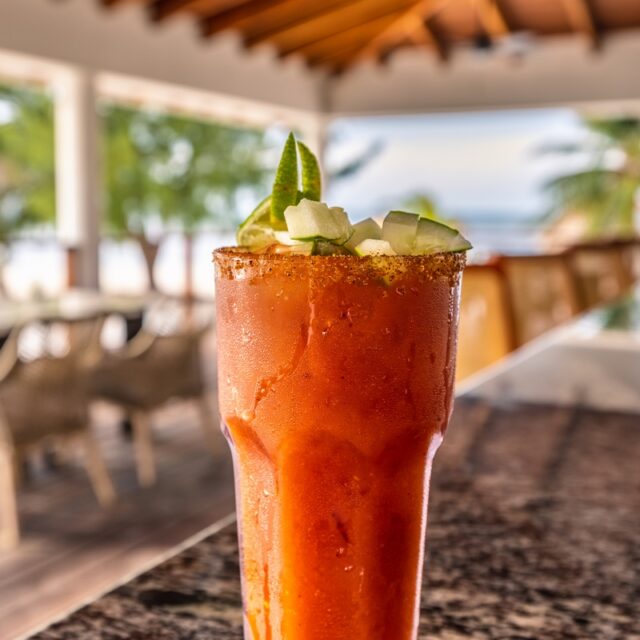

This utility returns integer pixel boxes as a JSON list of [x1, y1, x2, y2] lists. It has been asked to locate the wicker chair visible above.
[[0, 323, 115, 550], [457, 263, 516, 381], [88, 326, 217, 487], [499, 254, 582, 347], [565, 241, 635, 309]]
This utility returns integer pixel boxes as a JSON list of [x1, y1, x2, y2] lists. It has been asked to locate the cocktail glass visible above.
[[214, 248, 465, 640]]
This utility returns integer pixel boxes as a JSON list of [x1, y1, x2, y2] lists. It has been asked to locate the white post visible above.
[[53, 67, 100, 289], [299, 113, 330, 186]]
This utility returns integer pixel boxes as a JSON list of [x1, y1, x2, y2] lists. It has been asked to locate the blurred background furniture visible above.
[[0, 290, 150, 348], [88, 323, 217, 487], [498, 254, 582, 347], [0, 321, 115, 550], [457, 263, 515, 381], [565, 240, 636, 309]]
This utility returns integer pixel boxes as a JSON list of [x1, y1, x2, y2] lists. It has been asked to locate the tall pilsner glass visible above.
[[214, 248, 465, 640]]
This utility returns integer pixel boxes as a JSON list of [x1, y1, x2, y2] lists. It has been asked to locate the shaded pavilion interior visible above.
[[0, 2, 639, 638]]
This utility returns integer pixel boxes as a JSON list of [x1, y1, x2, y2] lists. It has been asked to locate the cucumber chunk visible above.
[[272, 242, 315, 255], [415, 218, 472, 253], [382, 210, 419, 254], [354, 239, 396, 256], [284, 199, 352, 243], [344, 217, 382, 252]]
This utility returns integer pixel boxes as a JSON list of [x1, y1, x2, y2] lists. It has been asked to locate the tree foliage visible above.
[[0, 84, 56, 243], [102, 104, 270, 238], [543, 117, 640, 237]]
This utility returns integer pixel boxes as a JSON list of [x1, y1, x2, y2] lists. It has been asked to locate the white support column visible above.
[[298, 73, 333, 184], [53, 67, 100, 289], [299, 113, 330, 180]]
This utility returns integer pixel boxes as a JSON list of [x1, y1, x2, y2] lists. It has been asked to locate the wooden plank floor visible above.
[[0, 395, 235, 640]]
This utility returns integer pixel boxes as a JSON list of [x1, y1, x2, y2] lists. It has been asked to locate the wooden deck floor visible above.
[[0, 396, 235, 640]]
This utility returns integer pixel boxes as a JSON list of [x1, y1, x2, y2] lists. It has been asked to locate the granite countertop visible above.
[[33, 399, 640, 639]]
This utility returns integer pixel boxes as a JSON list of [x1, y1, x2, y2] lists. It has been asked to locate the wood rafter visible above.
[[343, 0, 453, 69], [307, 39, 381, 68], [470, 0, 510, 39], [277, 3, 418, 59], [200, 0, 294, 38], [561, 0, 601, 48], [244, 0, 365, 48], [421, 14, 450, 61], [93, 0, 631, 72], [148, 0, 201, 22]]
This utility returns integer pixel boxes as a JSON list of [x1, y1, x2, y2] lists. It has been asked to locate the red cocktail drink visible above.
[[215, 249, 464, 639]]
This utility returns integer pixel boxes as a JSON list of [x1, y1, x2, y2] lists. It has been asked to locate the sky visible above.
[[325, 108, 589, 223]]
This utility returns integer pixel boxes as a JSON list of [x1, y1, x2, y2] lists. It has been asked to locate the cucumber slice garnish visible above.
[[271, 132, 299, 224], [272, 242, 315, 255], [344, 218, 381, 252], [312, 241, 347, 256], [297, 141, 321, 201], [382, 210, 419, 254], [273, 230, 299, 246], [354, 239, 396, 256], [235, 133, 472, 256], [381, 210, 472, 255], [415, 217, 472, 253], [285, 199, 352, 243]]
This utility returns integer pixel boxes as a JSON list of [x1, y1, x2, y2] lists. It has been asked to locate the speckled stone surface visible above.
[[33, 399, 640, 639]]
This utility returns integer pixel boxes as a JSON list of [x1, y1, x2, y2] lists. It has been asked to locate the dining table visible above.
[[30, 289, 640, 639], [0, 288, 152, 345]]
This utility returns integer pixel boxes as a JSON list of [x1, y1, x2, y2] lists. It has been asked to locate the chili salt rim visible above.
[[213, 246, 466, 286]]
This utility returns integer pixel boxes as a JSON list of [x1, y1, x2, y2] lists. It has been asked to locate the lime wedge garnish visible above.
[[237, 195, 274, 247], [297, 141, 321, 201], [271, 132, 299, 224]]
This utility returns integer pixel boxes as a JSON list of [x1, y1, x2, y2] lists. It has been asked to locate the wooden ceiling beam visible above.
[[342, 0, 453, 70], [561, 0, 601, 49], [307, 39, 374, 69], [277, 4, 416, 59], [471, 0, 511, 39], [200, 0, 294, 38], [148, 0, 202, 22], [421, 14, 450, 61], [243, 0, 365, 48]]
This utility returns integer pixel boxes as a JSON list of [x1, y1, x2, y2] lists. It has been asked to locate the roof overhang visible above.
[[1, 0, 640, 122]]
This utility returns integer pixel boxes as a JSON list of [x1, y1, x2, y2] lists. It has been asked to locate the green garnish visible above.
[[297, 140, 322, 201], [236, 133, 472, 256], [271, 132, 299, 225]]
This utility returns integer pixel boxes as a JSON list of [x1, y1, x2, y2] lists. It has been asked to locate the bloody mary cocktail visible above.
[[215, 249, 465, 639]]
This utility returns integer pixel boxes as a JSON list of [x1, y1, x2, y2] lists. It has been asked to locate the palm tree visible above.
[[543, 117, 640, 238]]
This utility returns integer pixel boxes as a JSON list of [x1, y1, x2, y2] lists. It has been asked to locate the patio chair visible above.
[[88, 325, 217, 487], [565, 240, 635, 309], [499, 254, 582, 347], [457, 263, 516, 381], [617, 238, 640, 285], [0, 322, 116, 550]]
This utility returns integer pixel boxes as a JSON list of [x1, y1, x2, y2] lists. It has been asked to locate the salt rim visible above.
[[213, 246, 465, 287]]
